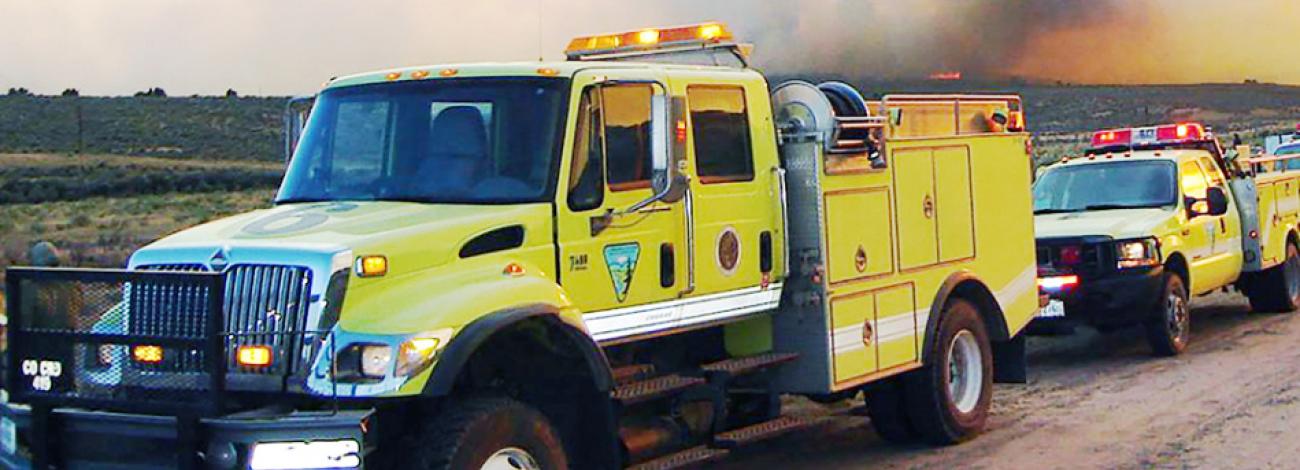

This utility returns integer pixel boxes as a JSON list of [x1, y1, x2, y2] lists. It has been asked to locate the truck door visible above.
[[1179, 159, 1218, 294], [1200, 156, 1244, 285], [557, 71, 688, 343], [684, 85, 779, 297]]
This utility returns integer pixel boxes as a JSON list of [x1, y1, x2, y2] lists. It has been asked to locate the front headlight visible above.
[[1116, 238, 1160, 269], [395, 329, 454, 377], [360, 345, 393, 377], [334, 329, 454, 382]]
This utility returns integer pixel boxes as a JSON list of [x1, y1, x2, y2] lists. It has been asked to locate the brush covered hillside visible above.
[[0, 82, 1298, 285], [0, 95, 285, 160], [0, 154, 281, 274]]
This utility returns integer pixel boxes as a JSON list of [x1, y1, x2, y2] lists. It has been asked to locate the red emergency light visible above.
[[1091, 129, 1132, 148], [1090, 123, 1207, 149]]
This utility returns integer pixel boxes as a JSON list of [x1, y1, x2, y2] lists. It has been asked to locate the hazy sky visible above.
[[2, 0, 1297, 96]]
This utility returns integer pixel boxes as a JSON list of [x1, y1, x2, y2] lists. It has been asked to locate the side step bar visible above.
[[629, 447, 729, 470], [629, 415, 824, 470], [612, 352, 799, 404], [613, 375, 706, 405], [701, 352, 799, 377]]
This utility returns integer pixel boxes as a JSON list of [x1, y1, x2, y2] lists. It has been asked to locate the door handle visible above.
[[923, 195, 935, 219]]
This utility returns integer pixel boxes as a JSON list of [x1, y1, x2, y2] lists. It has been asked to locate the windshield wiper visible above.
[[275, 197, 333, 205], [1034, 208, 1085, 215], [1082, 203, 1170, 211]]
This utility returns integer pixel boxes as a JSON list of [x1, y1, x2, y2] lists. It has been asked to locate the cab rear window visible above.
[[688, 86, 754, 184]]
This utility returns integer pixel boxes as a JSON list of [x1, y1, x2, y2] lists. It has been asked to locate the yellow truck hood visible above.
[[131, 201, 552, 277], [1035, 208, 1175, 240]]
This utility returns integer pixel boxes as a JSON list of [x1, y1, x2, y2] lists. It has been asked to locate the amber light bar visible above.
[[565, 22, 733, 57]]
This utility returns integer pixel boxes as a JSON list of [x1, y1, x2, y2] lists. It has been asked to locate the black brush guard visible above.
[[3, 267, 333, 469]]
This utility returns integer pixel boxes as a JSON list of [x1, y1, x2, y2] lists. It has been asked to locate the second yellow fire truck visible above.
[[1033, 123, 1300, 356], [2, 23, 1038, 469]]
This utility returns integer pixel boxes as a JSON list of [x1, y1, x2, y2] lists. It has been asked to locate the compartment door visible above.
[[831, 292, 877, 384], [894, 148, 938, 270], [824, 189, 894, 284], [875, 284, 919, 370], [935, 147, 976, 262]]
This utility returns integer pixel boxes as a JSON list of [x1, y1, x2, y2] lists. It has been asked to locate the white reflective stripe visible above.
[[995, 265, 1038, 309], [831, 324, 864, 355], [829, 312, 919, 355], [876, 314, 917, 343], [585, 284, 783, 343]]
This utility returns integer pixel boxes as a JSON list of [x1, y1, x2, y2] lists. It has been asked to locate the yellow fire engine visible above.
[[1, 23, 1037, 469]]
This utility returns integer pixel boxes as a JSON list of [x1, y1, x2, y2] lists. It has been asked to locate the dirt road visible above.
[[718, 293, 1300, 469]]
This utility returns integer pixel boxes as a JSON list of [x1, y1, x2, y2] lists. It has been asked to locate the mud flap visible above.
[[991, 335, 1028, 384]]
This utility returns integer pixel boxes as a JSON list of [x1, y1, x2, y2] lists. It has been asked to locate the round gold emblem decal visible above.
[[716, 227, 741, 276]]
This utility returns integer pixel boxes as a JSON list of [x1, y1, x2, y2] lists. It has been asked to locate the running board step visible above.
[[700, 352, 799, 376], [628, 447, 728, 470], [612, 364, 658, 385], [613, 375, 706, 405], [712, 415, 816, 449]]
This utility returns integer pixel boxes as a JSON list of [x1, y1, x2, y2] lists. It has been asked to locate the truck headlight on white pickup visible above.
[[1116, 238, 1160, 269]]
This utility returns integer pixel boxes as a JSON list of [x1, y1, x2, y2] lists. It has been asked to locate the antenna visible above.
[[536, 0, 544, 62]]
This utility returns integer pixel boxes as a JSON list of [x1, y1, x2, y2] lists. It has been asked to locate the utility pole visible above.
[[75, 99, 84, 154]]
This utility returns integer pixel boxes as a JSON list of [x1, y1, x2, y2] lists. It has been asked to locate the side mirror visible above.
[[1193, 187, 1230, 217], [627, 89, 688, 213], [649, 93, 671, 196], [283, 96, 315, 164]]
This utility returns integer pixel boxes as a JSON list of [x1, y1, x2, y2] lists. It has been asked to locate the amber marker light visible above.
[[537, 68, 559, 77], [410, 70, 430, 80], [636, 29, 660, 45], [132, 345, 164, 364], [355, 255, 389, 277], [503, 263, 526, 277], [439, 68, 459, 77], [237, 345, 273, 368], [384, 72, 402, 81]]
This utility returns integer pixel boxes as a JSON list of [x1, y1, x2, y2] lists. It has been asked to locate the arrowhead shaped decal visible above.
[[603, 243, 640, 303]]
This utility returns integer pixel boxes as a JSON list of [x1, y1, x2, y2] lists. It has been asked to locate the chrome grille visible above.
[[223, 264, 312, 375], [139, 263, 314, 376]]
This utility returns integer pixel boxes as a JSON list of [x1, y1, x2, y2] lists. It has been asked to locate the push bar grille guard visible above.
[[3, 267, 344, 412]]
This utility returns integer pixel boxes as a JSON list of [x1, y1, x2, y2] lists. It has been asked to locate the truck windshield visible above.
[[1033, 161, 1178, 214], [278, 78, 569, 205]]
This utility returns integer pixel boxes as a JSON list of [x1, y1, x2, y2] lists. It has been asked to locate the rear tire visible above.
[[864, 378, 920, 444], [902, 298, 993, 445], [1247, 243, 1300, 313], [1144, 272, 1190, 357], [414, 396, 568, 470]]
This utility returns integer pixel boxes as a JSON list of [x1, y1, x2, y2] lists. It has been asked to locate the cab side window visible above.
[[688, 86, 755, 183], [1181, 160, 1211, 213], [568, 87, 605, 211], [1180, 160, 1209, 199], [1200, 157, 1226, 188], [602, 85, 654, 191]]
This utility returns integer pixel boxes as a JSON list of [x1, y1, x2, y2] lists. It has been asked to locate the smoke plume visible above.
[[0, 0, 1296, 95]]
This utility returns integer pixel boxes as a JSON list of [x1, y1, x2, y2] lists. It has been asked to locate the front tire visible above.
[[903, 298, 993, 445], [415, 396, 568, 470], [1144, 272, 1190, 356]]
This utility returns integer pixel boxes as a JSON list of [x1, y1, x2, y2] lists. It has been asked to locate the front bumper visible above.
[[0, 401, 372, 469], [1035, 266, 1165, 329]]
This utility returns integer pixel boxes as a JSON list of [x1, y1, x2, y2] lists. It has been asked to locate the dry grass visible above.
[[0, 153, 281, 171], [0, 188, 275, 278]]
